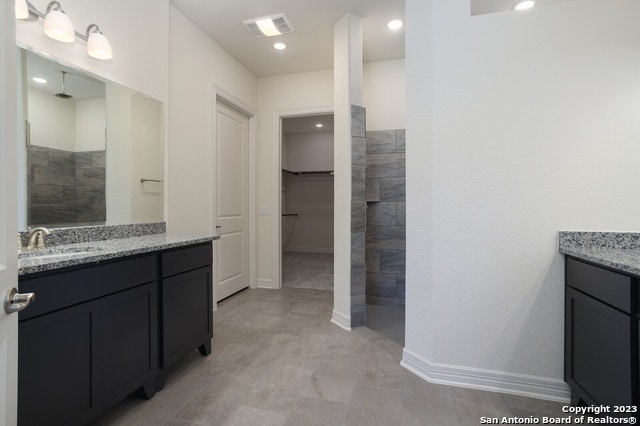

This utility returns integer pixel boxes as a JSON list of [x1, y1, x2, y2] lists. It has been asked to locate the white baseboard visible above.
[[256, 279, 274, 289], [284, 247, 334, 254], [400, 348, 571, 403], [331, 310, 351, 331]]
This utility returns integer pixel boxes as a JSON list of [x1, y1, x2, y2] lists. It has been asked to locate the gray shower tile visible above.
[[352, 168, 365, 201], [396, 203, 406, 226], [81, 168, 106, 186], [366, 226, 406, 251], [48, 148, 75, 167], [28, 146, 49, 166], [351, 105, 366, 138], [395, 129, 405, 152], [396, 275, 405, 298], [30, 204, 77, 225], [379, 178, 405, 202], [351, 232, 365, 266], [75, 152, 95, 169], [366, 153, 405, 178], [366, 202, 396, 226], [351, 137, 366, 169], [365, 296, 405, 307], [351, 264, 366, 296], [379, 250, 405, 274], [93, 151, 106, 167], [366, 130, 396, 154], [30, 184, 64, 204], [365, 178, 380, 202], [351, 294, 366, 327], [366, 273, 397, 297], [365, 248, 380, 273], [66, 186, 106, 204], [33, 164, 76, 186], [351, 201, 366, 233]]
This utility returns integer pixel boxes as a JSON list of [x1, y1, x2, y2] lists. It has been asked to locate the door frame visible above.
[[211, 86, 258, 303], [272, 106, 334, 289]]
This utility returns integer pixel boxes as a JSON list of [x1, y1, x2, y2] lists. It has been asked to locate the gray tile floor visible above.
[[282, 251, 333, 290], [94, 288, 576, 425]]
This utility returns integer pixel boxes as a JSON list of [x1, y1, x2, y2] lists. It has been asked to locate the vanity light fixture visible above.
[[387, 19, 404, 30], [514, 0, 535, 10], [315, 123, 323, 128], [32, 77, 47, 84], [273, 42, 287, 50], [15, 0, 29, 19], [43, 1, 75, 42], [15, 1, 113, 61], [86, 24, 113, 60]]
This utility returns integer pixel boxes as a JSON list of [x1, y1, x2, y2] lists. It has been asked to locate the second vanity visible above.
[[559, 232, 640, 416], [16, 223, 219, 426]]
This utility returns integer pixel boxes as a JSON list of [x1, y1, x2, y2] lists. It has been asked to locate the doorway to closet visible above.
[[280, 114, 334, 290]]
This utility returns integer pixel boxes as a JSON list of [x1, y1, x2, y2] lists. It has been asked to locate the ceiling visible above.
[[282, 114, 334, 134], [471, 0, 576, 16], [170, 0, 405, 78], [25, 50, 105, 100]]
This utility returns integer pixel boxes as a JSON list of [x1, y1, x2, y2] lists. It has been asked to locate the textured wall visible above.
[[28, 145, 106, 225], [365, 130, 406, 306]]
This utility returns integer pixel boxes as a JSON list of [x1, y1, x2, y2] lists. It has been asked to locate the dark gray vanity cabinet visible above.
[[17, 241, 213, 426], [565, 257, 638, 407], [160, 243, 213, 370]]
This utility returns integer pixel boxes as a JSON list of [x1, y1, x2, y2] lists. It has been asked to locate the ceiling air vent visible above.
[[243, 13, 294, 37]]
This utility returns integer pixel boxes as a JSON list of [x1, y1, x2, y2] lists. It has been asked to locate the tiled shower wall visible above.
[[365, 129, 406, 307], [351, 105, 367, 326], [28, 145, 106, 225]]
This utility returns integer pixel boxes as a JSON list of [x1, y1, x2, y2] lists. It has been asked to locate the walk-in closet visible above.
[[281, 114, 334, 290]]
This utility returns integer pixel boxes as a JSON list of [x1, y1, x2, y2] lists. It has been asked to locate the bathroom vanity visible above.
[[560, 232, 640, 412], [17, 225, 217, 426]]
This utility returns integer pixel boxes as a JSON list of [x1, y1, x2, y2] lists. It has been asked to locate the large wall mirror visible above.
[[17, 47, 164, 228]]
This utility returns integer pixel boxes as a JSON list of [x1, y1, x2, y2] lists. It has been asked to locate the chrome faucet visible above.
[[25, 227, 51, 250]]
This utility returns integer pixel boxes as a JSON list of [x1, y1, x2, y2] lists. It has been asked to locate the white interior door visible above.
[[215, 101, 250, 301], [1, 1, 19, 423]]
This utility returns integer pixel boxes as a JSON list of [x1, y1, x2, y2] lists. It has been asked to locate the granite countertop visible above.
[[19, 233, 219, 276], [559, 231, 640, 277]]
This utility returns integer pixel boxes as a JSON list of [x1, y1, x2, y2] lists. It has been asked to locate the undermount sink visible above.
[[18, 245, 104, 260]]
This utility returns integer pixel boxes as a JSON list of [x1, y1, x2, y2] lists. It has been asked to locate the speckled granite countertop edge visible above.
[[19, 233, 220, 276], [559, 231, 640, 277]]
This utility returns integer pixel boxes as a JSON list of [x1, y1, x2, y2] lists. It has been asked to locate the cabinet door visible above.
[[102, 283, 158, 409], [566, 287, 632, 405], [161, 266, 212, 368], [18, 300, 102, 426]]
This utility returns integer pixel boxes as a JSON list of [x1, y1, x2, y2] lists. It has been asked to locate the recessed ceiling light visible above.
[[387, 19, 404, 30], [273, 42, 287, 50], [32, 77, 47, 84], [514, 1, 535, 10], [315, 123, 323, 128]]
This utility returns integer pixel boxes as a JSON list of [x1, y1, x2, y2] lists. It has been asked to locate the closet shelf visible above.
[[282, 168, 334, 176]]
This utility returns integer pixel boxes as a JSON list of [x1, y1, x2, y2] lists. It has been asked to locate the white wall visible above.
[[167, 7, 257, 236], [363, 59, 405, 131], [75, 98, 106, 151], [256, 69, 333, 287], [27, 87, 75, 151], [285, 131, 334, 171], [404, 0, 640, 401]]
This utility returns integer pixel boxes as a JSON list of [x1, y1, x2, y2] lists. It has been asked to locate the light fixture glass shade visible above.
[[87, 31, 113, 60], [43, 9, 75, 42], [15, 0, 29, 19]]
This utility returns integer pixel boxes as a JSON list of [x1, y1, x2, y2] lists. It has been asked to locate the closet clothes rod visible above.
[[282, 169, 334, 176], [282, 213, 299, 217], [140, 178, 163, 183]]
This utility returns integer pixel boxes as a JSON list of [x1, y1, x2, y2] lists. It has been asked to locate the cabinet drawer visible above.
[[19, 255, 157, 321], [161, 243, 212, 278], [566, 258, 632, 313]]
